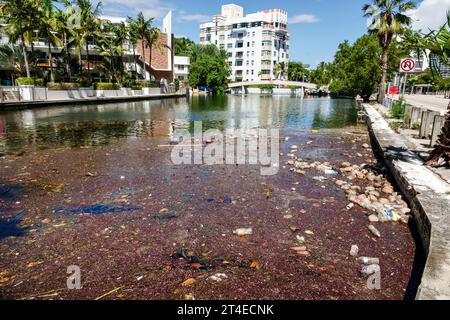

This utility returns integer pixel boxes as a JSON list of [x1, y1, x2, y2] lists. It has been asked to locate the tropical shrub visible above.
[[47, 82, 81, 90], [93, 82, 120, 90], [16, 77, 44, 87]]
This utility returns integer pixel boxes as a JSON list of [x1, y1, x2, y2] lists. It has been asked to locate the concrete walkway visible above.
[[0, 92, 187, 111], [362, 103, 450, 300], [399, 95, 449, 115]]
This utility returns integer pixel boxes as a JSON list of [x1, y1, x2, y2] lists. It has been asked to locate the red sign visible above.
[[400, 58, 416, 73], [389, 86, 399, 95]]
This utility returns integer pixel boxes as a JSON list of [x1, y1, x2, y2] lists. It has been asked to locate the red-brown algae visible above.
[[0, 128, 415, 300]]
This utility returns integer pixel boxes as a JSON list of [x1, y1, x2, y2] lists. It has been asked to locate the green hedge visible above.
[[93, 82, 120, 90], [16, 77, 44, 87], [47, 82, 81, 90]]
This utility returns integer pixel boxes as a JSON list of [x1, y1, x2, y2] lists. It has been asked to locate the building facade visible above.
[[0, 12, 175, 84], [173, 56, 190, 81], [200, 4, 290, 82]]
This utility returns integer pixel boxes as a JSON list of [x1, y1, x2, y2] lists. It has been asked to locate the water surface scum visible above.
[[0, 127, 416, 300]]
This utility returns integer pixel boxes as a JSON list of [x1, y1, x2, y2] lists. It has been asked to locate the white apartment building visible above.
[[173, 56, 190, 81], [200, 4, 290, 82]]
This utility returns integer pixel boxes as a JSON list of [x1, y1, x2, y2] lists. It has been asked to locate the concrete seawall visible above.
[[0, 92, 187, 111], [362, 103, 450, 300]]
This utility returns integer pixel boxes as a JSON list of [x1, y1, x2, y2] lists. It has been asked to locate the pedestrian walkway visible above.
[[402, 95, 449, 114]]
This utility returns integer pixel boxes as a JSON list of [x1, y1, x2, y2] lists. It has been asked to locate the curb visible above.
[[362, 103, 450, 300]]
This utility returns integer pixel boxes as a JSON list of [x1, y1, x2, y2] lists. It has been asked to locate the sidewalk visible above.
[[362, 103, 450, 300], [398, 94, 449, 115]]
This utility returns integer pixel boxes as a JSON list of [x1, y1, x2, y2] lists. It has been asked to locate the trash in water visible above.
[[357, 257, 380, 265], [291, 247, 310, 257], [368, 225, 381, 238], [233, 228, 253, 236], [324, 169, 338, 175], [209, 273, 228, 282], [346, 203, 354, 210], [350, 245, 359, 257], [312, 176, 326, 182], [181, 278, 195, 286], [296, 235, 305, 244], [361, 264, 380, 275]]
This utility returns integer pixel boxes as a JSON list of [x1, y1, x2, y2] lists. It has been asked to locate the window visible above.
[[227, 43, 232, 48], [247, 42, 250, 47], [235, 61, 243, 66], [251, 60, 254, 66], [246, 61, 249, 66], [251, 70, 254, 75], [219, 44, 225, 49], [177, 65, 185, 71], [219, 35, 225, 41], [252, 41, 255, 47]]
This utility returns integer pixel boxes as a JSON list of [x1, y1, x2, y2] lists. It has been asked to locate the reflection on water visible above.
[[0, 96, 357, 155]]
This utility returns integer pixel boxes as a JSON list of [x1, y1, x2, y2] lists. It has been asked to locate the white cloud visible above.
[[177, 12, 210, 22], [288, 14, 320, 24], [100, 0, 173, 20], [409, 0, 450, 32]]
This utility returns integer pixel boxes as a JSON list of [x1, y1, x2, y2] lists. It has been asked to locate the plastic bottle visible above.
[[233, 228, 253, 236], [350, 245, 359, 257], [368, 225, 381, 238], [357, 257, 380, 265], [361, 264, 380, 275]]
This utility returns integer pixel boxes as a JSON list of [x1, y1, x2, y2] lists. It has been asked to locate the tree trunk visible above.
[[78, 46, 82, 78], [149, 43, 152, 80], [64, 33, 71, 80], [47, 32, 54, 82], [20, 34, 30, 78], [85, 42, 90, 82], [133, 45, 137, 80], [378, 46, 389, 104], [141, 39, 146, 79], [427, 103, 450, 167]]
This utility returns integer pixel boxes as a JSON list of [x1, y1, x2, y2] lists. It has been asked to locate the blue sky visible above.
[[99, 0, 450, 67]]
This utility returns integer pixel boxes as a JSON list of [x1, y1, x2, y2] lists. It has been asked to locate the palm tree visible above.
[[74, 0, 102, 80], [174, 37, 195, 56], [0, 0, 34, 78], [126, 17, 139, 79], [36, 0, 62, 82], [363, 0, 417, 104], [54, 5, 78, 80], [274, 62, 287, 80], [144, 26, 164, 79], [0, 44, 37, 81], [127, 12, 154, 79]]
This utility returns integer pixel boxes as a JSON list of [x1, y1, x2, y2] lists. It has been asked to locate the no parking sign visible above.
[[400, 58, 416, 73]]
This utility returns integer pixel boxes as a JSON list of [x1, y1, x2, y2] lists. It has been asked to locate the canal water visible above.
[[0, 96, 357, 155], [0, 96, 417, 300]]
